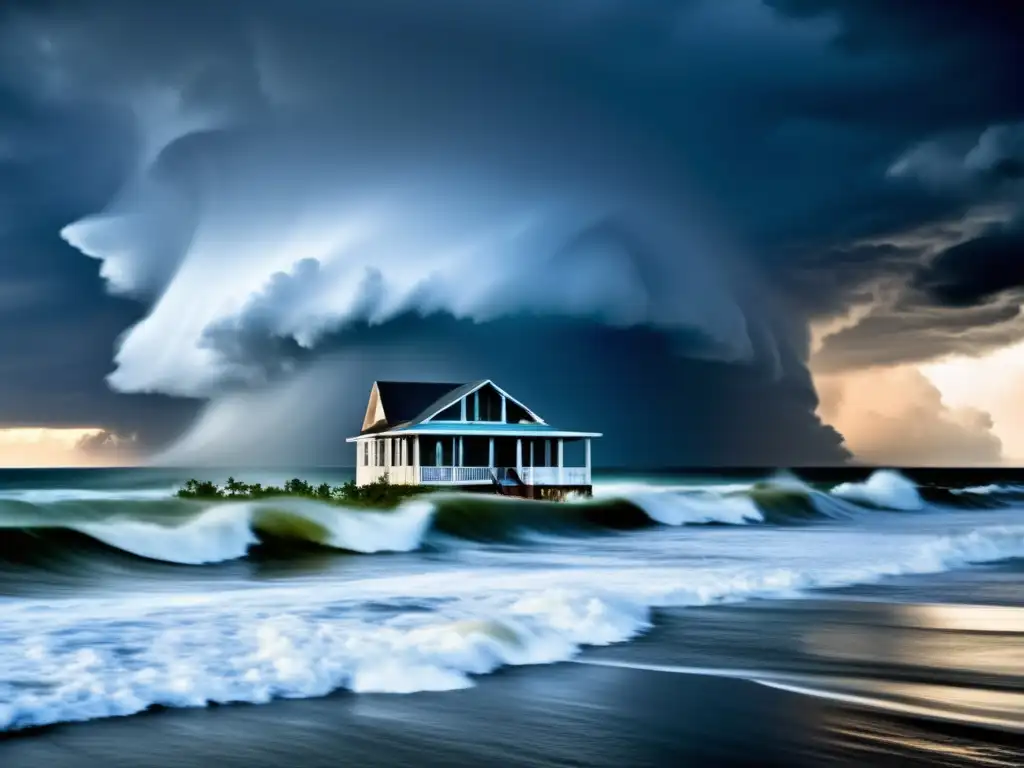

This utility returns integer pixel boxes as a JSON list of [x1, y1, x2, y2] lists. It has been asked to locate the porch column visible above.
[[452, 437, 458, 467], [585, 438, 592, 484], [458, 436, 464, 467], [413, 437, 421, 485], [529, 440, 535, 468], [501, 395, 507, 422], [488, 437, 495, 467], [557, 438, 564, 485], [516, 438, 522, 474]]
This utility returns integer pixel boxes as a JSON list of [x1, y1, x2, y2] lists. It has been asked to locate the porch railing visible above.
[[419, 466, 494, 484], [419, 466, 590, 486]]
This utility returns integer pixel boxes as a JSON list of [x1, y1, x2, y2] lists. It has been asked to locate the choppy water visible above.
[[2, 465, 1024, 760]]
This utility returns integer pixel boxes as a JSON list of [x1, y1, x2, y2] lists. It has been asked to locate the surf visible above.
[[4, 465, 1024, 733], [4, 516, 1024, 732], [0, 469, 1012, 568]]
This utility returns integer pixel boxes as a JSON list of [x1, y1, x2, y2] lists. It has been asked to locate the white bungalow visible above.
[[347, 379, 600, 497]]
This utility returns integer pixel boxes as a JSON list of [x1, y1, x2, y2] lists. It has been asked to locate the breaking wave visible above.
[[76, 501, 437, 564], [0, 470, 1011, 567], [830, 470, 924, 511], [3, 521, 1024, 732], [3, 468, 1024, 732], [950, 483, 1024, 498]]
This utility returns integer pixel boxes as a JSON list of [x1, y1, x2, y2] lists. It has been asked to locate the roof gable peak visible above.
[[419, 379, 546, 426]]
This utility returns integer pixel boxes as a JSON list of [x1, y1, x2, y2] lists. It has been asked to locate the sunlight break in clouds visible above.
[[922, 341, 1024, 463], [814, 366, 1004, 467], [0, 428, 137, 468]]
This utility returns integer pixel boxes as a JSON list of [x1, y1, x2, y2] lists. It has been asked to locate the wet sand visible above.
[[3, 657, 1021, 768]]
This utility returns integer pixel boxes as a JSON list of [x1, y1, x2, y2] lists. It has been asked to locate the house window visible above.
[[476, 385, 502, 421], [363, 442, 369, 466]]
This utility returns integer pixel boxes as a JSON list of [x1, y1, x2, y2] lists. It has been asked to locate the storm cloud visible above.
[[1, 0, 1022, 465]]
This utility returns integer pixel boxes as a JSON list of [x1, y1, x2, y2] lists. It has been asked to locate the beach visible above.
[[4, 597, 1022, 767], [2, 467, 1024, 765]]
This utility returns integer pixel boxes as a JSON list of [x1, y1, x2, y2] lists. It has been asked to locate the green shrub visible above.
[[176, 475, 436, 508]]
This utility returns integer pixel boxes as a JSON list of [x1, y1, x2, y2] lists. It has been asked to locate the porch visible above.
[[358, 434, 593, 487]]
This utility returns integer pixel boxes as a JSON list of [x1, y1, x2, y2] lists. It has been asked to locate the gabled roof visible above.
[[415, 379, 546, 425], [411, 380, 489, 425], [354, 379, 552, 438], [363, 381, 466, 434]]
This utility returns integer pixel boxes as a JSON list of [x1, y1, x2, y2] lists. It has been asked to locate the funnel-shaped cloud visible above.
[[41, 3, 763, 399], [7, 0, 915, 465]]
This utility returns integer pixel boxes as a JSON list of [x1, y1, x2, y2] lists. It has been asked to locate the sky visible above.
[[0, 0, 1022, 468]]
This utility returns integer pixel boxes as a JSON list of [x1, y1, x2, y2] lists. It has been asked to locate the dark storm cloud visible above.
[[813, 216, 1024, 373], [769, 0, 1024, 56], [164, 315, 847, 468], [811, 123, 1024, 371], [0, 0, 1021, 464], [762, 0, 1024, 347], [914, 224, 1024, 308], [813, 299, 1023, 373], [0, 83, 196, 446]]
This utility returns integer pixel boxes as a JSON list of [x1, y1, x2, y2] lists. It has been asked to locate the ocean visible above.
[[2, 466, 1024, 766]]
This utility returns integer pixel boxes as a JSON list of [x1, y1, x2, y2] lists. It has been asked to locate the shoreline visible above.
[[4, 468, 1024, 766], [2, 656, 1019, 768]]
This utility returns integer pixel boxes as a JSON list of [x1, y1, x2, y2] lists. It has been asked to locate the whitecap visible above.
[[831, 470, 924, 511], [3, 521, 1024, 731], [625, 491, 763, 526], [951, 484, 1024, 497], [73, 504, 259, 565], [71, 499, 438, 564]]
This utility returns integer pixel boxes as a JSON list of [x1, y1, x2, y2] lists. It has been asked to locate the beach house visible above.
[[347, 380, 600, 498]]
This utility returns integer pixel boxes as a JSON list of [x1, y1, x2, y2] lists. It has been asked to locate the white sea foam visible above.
[[593, 480, 755, 497], [73, 505, 260, 565], [0, 487, 178, 503], [71, 499, 436, 564], [905, 526, 1024, 572], [57, 484, 777, 565], [951, 484, 1024, 496], [625, 491, 763, 526], [4, 517, 1024, 731], [0, 586, 649, 731], [591, 479, 764, 525], [252, 498, 436, 554], [831, 470, 924, 511]]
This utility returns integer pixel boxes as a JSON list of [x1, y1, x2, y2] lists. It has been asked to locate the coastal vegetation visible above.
[[176, 475, 435, 508]]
